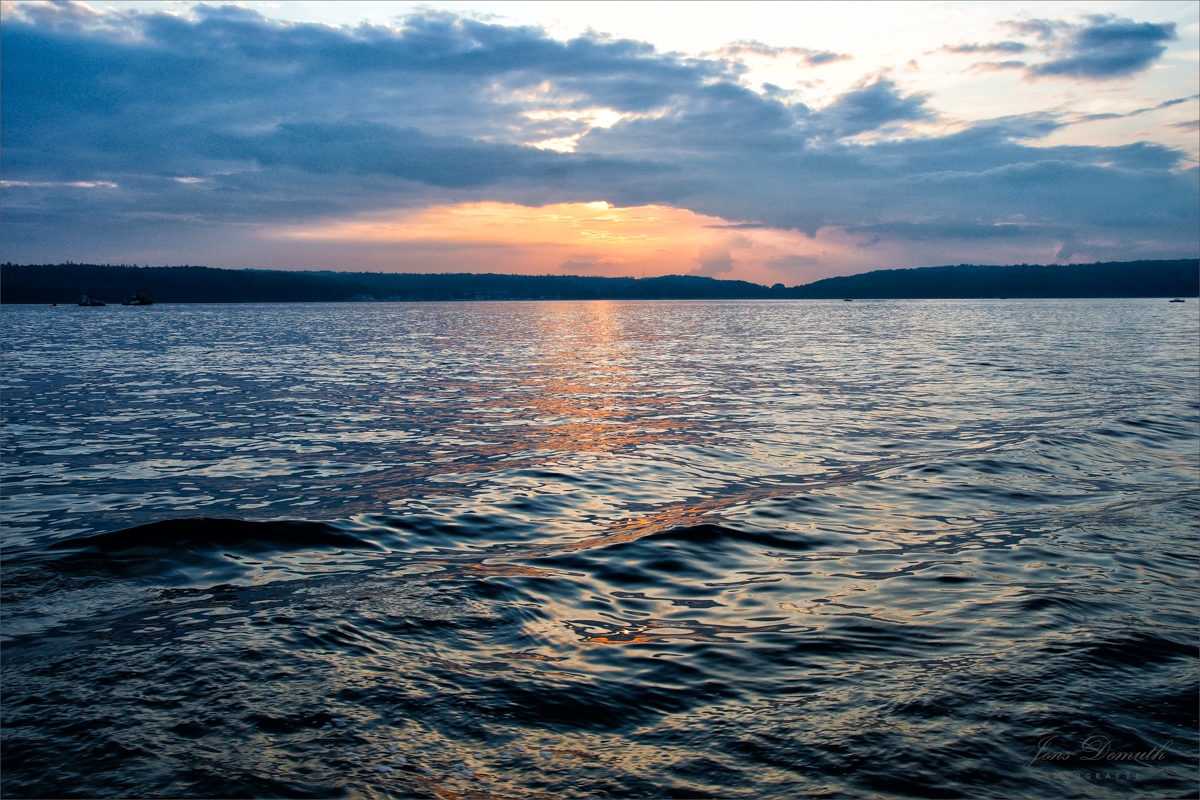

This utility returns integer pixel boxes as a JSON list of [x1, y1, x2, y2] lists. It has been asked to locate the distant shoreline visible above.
[[2, 259, 1196, 304]]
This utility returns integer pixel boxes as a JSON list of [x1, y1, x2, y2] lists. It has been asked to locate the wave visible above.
[[47, 517, 381, 553], [634, 523, 821, 551], [17, 517, 386, 586]]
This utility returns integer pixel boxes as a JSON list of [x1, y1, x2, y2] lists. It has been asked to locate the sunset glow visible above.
[[2, 4, 1198, 800], [271, 202, 694, 247], [2, 0, 1196, 277], [265, 201, 839, 279]]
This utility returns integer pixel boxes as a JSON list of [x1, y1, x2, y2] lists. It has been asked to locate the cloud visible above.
[[942, 41, 1028, 55], [693, 243, 735, 276], [1002, 15, 1177, 81], [1053, 229, 1083, 261], [968, 60, 1028, 73], [0, 180, 117, 188], [1075, 94, 1200, 123], [804, 51, 852, 67], [223, 123, 575, 189], [557, 259, 601, 271], [718, 41, 853, 68], [1001, 19, 1070, 42], [948, 16, 1176, 82], [811, 77, 935, 137], [0, 3, 1196, 271], [1030, 16, 1176, 79], [843, 220, 1041, 242], [764, 254, 819, 271], [692, 234, 753, 277]]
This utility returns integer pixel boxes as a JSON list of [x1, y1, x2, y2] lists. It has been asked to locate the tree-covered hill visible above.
[[1, 259, 1195, 303], [786, 260, 1198, 299]]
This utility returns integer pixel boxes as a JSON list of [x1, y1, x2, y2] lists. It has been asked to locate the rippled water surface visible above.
[[2, 299, 1197, 799]]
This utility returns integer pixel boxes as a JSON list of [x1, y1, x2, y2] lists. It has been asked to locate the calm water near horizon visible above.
[[1, 299, 1197, 799]]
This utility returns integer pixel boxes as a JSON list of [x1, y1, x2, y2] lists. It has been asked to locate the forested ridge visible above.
[[2, 260, 1195, 303]]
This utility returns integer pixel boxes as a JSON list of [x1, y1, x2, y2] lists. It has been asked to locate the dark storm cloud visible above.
[[1, 2, 1196, 265]]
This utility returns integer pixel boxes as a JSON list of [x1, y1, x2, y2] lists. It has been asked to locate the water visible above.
[[1, 299, 1196, 799]]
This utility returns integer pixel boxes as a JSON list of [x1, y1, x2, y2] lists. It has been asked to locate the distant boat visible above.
[[78, 291, 105, 307], [843, 298, 853, 302], [121, 287, 153, 306], [1169, 298, 1185, 303]]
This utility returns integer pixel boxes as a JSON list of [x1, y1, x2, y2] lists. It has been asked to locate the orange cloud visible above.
[[272, 201, 696, 244], [261, 201, 854, 282]]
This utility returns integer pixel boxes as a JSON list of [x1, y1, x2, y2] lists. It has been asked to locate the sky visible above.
[[1, 1, 1197, 284]]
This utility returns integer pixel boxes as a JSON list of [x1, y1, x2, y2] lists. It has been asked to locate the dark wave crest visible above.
[[25, 518, 385, 585], [48, 517, 380, 554], [635, 523, 821, 551]]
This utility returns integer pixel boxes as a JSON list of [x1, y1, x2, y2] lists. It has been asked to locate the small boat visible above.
[[78, 291, 105, 307], [843, 298, 853, 302], [122, 287, 153, 306], [1169, 298, 1185, 303]]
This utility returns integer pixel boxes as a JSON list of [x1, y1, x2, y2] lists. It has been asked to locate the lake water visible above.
[[1, 299, 1196, 799]]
